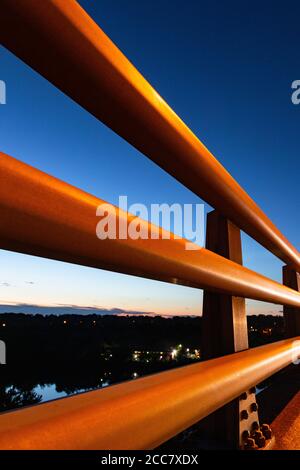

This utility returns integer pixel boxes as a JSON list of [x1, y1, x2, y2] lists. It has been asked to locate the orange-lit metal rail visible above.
[[0, 338, 299, 450], [1, 151, 300, 308], [1, 0, 299, 271]]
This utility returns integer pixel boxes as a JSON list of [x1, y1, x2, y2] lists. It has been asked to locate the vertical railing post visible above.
[[201, 210, 260, 449], [283, 266, 300, 337]]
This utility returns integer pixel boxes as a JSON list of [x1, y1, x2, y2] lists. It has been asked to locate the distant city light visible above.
[[171, 348, 178, 359]]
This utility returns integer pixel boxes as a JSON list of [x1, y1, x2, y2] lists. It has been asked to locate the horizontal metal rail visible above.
[[1, 0, 299, 270], [1, 151, 300, 308], [0, 338, 299, 450]]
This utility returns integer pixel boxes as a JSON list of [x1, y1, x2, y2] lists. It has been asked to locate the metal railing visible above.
[[0, 339, 299, 450], [0, 0, 299, 450], [0, 152, 300, 308], [1, 0, 299, 271]]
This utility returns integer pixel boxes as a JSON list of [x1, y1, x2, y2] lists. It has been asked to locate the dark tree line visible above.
[[0, 313, 285, 412]]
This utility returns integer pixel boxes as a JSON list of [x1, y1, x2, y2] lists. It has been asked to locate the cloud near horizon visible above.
[[0, 303, 177, 316], [0, 302, 282, 317]]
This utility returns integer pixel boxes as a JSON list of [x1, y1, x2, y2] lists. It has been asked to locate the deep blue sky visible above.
[[0, 0, 299, 315]]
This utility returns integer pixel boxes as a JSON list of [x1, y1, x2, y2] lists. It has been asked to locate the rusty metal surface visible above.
[[1, 152, 300, 308], [283, 266, 300, 337], [201, 211, 255, 449], [202, 211, 248, 359], [0, 0, 299, 270], [272, 391, 300, 450], [0, 338, 298, 450]]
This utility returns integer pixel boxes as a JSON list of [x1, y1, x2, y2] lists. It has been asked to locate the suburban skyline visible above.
[[0, 0, 299, 317]]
